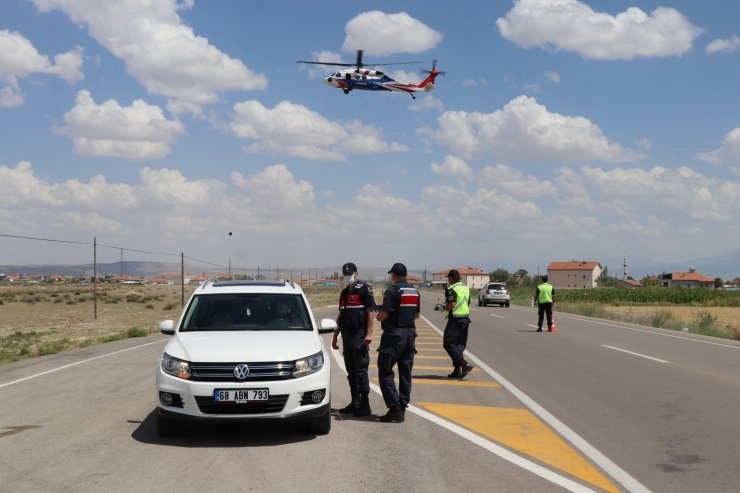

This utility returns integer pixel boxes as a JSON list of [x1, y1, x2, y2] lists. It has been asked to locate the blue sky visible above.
[[1, 0, 739, 277]]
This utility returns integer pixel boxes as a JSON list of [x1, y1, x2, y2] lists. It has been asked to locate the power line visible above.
[[1, 232, 262, 274]]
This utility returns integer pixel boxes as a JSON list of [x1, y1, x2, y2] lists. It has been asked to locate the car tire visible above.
[[505, 301, 510, 307], [483, 300, 488, 307], [307, 410, 331, 435], [478, 298, 482, 306], [157, 412, 182, 437]]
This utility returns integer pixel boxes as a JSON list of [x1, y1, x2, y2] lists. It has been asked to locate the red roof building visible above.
[[659, 269, 714, 289]]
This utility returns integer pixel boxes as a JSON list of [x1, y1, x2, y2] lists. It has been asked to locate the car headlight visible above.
[[161, 353, 191, 379], [293, 351, 324, 378]]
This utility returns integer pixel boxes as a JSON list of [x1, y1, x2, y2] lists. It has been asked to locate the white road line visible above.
[[0, 339, 167, 390], [328, 338, 598, 493], [421, 314, 651, 493], [602, 345, 669, 363], [490, 313, 505, 319]]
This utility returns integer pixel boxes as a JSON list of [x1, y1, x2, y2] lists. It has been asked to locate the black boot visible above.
[[354, 392, 371, 417], [338, 393, 358, 414], [447, 366, 462, 378], [460, 362, 474, 379], [379, 405, 404, 423]]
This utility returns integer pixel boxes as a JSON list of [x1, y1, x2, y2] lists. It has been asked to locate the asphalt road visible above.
[[1, 295, 738, 492]]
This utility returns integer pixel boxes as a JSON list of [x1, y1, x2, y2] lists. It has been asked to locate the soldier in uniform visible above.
[[441, 269, 474, 379], [332, 262, 375, 417], [376, 262, 420, 423]]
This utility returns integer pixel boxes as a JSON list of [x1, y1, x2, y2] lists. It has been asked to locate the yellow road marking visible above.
[[413, 365, 481, 372], [413, 355, 450, 360], [371, 377, 500, 388], [417, 403, 619, 493]]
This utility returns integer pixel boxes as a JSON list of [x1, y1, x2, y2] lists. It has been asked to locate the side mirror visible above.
[[159, 319, 175, 335], [319, 318, 337, 334]]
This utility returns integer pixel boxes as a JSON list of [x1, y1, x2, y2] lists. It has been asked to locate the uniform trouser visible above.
[[443, 317, 470, 367], [377, 327, 416, 409], [341, 330, 370, 394], [538, 302, 553, 329]]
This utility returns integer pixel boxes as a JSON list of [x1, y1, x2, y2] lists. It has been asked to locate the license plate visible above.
[[213, 389, 269, 403]]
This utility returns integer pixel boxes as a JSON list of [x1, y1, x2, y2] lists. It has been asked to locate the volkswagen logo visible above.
[[234, 364, 250, 380]]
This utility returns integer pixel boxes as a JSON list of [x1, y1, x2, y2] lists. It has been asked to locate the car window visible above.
[[181, 293, 311, 331], [490, 284, 506, 290]]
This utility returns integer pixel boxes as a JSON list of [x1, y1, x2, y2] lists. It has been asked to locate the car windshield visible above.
[[491, 284, 506, 290], [180, 293, 311, 332]]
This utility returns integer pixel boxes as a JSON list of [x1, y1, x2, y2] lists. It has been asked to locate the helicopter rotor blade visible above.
[[298, 49, 421, 69], [296, 60, 354, 67]]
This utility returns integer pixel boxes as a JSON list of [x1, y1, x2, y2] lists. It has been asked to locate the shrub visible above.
[[650, 310, 674, 328]]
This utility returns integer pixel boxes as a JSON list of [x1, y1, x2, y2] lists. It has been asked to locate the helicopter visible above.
[[297, 49, 444, 99]]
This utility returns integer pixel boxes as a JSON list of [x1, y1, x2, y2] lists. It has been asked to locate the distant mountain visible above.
[[2, 251, 737, 281], [0, 261, 182, 277]]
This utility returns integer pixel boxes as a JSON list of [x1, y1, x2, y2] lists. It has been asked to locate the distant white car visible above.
[[478, 282, 510, 307], [155, 280, 336, 436]]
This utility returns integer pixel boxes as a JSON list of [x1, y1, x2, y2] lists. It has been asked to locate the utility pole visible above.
[[93, 236, 97, 319]]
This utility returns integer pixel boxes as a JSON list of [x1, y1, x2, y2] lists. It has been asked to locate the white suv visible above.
[[155, 280, 336, 436], [478, 282, 510, 307]]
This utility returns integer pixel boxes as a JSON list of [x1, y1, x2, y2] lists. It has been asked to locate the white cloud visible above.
[[635, 138, 653, 150], [496, 0, 702, 60], [0, 79, 23, 108], [299, 50, 344, 79], [696, 128, 740, 169], [479, 164, 555, 197], [232, 164, 315, 213], [229, 100, 408, 161], [544, 71, 560, 83], [54, 90, 185, 160], [139, 167, 224, 208], [574, 165, 740, 222], [706, 35, 740, 54], [33, 0, 267, 113], [2, 160, 740, 272], [430, 155, 472, 179], [409, 95, 444, 112], [0, 29, 83, 107], [342, 11, 442, 56], [419, 95, 644, 164]]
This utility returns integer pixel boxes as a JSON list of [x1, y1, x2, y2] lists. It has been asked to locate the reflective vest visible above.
[[446, 282, 470, 318], [538, 283, 554, 303]]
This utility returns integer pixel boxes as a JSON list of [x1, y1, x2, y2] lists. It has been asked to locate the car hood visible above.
[[165, 331, 323, 362]]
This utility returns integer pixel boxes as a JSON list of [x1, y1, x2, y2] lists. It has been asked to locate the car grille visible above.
[[189, 362, 294, 382], [195, 394, 289, 415]]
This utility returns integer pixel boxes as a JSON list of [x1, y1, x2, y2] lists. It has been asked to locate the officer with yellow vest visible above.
[[441, 269, 474, 379], [533, 275, 555, 332]]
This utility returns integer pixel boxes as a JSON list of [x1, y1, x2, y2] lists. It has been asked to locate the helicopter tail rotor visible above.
[[421, 59, 446, 76]]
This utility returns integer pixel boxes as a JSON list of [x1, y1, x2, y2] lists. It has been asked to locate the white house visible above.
[[547, 261, 602, 289], [431, 267, 488, 289]]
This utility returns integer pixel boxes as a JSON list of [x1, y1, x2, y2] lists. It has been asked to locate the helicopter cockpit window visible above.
[[334, 72, 340, 77]]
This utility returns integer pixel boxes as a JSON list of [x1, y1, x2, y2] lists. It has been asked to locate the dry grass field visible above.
[[0, 283, 346, 365], [604, 305, 740, 333]]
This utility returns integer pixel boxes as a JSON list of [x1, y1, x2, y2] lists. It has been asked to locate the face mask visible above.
[[344, 275, 355, 286]]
